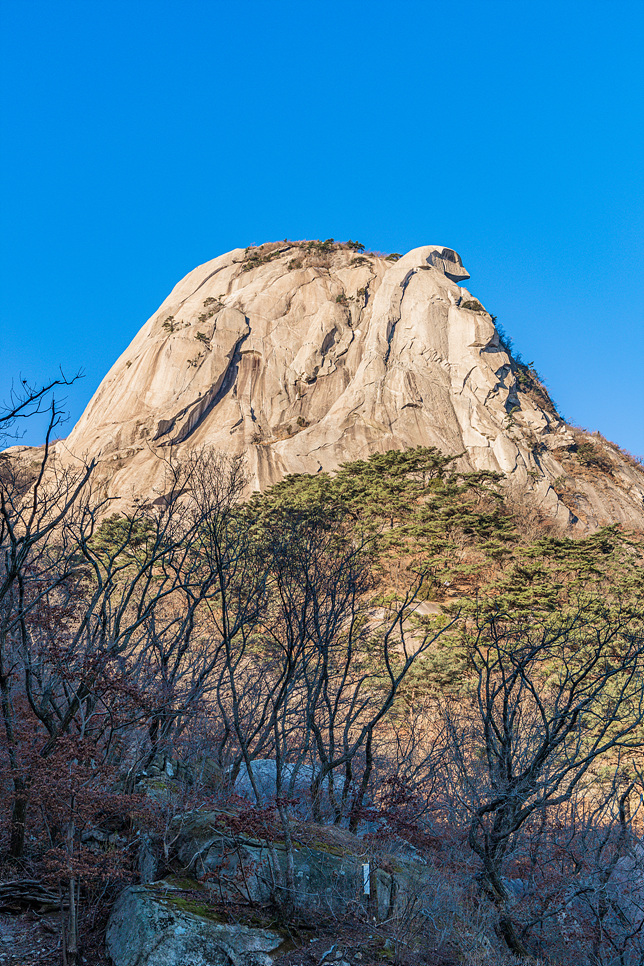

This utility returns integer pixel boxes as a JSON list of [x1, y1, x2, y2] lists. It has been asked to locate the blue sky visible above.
[[1, 0, 643, 455]]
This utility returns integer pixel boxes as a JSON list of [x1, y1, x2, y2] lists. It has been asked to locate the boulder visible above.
[[232, 759, 314, 804], [172, 811, 429, 920], [106, 882, 283, 966], [230, 759, 376, 831], [607, 841, 644, 925], [174, 813, 368, 914]]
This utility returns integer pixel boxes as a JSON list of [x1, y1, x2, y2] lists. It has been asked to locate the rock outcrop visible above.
[[169, 812, 428, 920], [106, 883, 283, 966], [52, 241, 644, 529]]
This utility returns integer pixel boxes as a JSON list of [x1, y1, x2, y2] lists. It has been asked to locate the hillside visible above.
[[2, 245, 644, 963], [46, 239, 643, 529]]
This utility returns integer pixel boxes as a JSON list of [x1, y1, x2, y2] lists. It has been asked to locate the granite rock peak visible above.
[[55, 241, 644, 529]]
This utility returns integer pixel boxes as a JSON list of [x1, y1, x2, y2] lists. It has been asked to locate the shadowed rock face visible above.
[[106, 883, 283, 966], [57, 242, 644, 528]]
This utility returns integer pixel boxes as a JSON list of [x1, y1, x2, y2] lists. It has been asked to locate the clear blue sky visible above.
[[1, 0, 643, 454]]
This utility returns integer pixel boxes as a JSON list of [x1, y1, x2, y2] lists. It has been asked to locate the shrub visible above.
[[460, 298, 487, 314], [241, 245, 282, 272], [590, 434, 644, 471], [199, 298, 223, 322], [298, 238, 336, 257], [574, 440, 614, 473]]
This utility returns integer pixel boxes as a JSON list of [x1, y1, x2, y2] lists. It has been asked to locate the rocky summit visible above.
[[55, 241, 643, 528]]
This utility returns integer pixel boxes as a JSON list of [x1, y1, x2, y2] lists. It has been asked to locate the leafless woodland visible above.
[[2, 381, 644, 965]]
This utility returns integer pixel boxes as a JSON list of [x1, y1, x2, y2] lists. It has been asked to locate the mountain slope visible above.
[[59, 241, 644, 529]]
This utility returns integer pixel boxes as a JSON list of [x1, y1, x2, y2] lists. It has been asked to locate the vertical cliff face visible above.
[[58, 241, 644, 528]]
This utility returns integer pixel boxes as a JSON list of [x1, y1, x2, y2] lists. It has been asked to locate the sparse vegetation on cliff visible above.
[[242, 239, 401, 273], [460, 297, 487, 313], [574, 438, 614, 472]]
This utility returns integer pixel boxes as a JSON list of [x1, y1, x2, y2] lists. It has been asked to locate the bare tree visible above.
[[263, 508, 460, 831], [123, 450, 273, 769], [440, 604, 644, 959], [0, 444, 269, 963], [0, 399, 97, 857], [0, 371, 82, 447], [198, 503, 460, 915]]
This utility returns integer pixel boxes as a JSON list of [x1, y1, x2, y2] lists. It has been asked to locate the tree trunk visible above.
[[276, 803, 296, 918], [350, 734, 373, 833], [66, 806, 79, 966], [496, 911, 532, 960], [9, 791, 27, 859], [1, 669, 28, 858], [66, 874, 78, 966], [481, 865, 532, 960]]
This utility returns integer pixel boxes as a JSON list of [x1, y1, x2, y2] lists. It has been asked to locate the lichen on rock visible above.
[[106, 882, 284, 966]]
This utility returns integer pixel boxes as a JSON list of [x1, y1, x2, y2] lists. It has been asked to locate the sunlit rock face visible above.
[[61, 242, 644, 529]]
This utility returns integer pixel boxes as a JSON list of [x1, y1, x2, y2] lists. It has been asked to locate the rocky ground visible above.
[[0, 909, 455, 966], [0, 910, 68, 966], [270, 924, 455, 966], [0, 889, 109, 966]]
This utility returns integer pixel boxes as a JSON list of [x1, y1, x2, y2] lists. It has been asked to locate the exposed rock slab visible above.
[[106, 883, 283, 966], [48, 242, 644, 529], [173, 811, 433, 921]]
